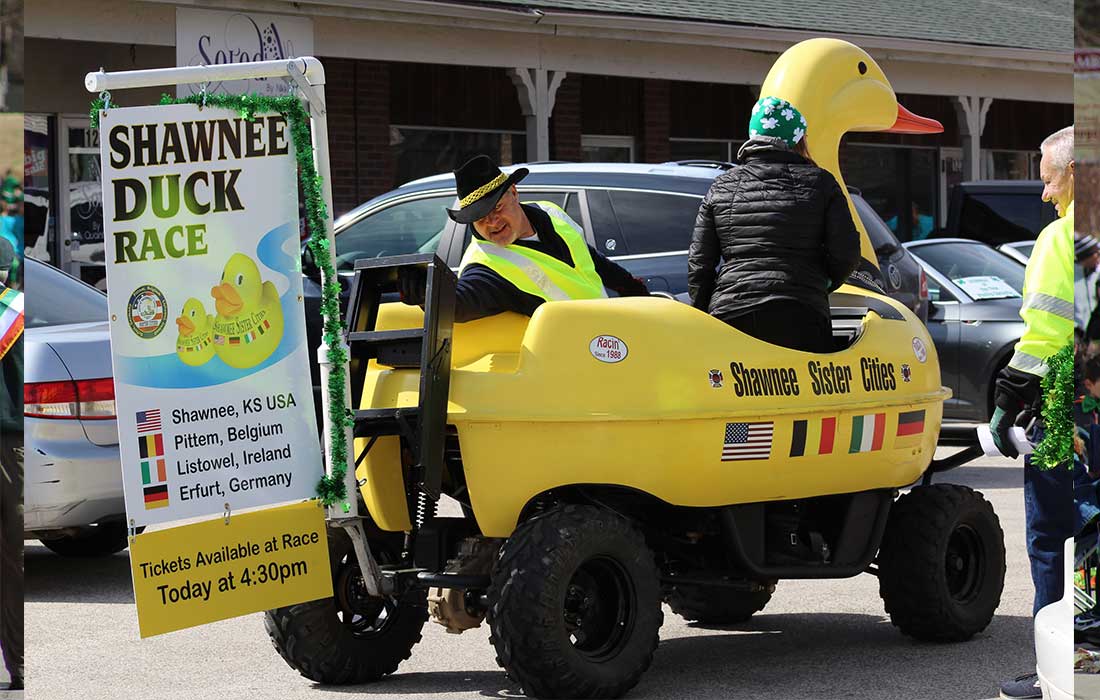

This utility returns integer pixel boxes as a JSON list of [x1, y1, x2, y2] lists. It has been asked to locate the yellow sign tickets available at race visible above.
[[129, 500, 331, 638]]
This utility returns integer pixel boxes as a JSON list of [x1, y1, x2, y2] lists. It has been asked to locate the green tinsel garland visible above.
[[92, 93, 354, 508], [1032, 344, 1073, 469]]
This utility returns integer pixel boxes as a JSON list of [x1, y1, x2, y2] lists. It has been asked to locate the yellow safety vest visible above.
[[1009, 200, 1074, 377], [458, 201, 608, 302]]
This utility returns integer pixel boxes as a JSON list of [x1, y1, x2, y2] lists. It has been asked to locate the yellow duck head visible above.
[[760, 38, 942, 269], [212, 253, 264, 318], [176, 297, 211, 338], [209, 253, 284, 369], [175, 296, 215, 367]]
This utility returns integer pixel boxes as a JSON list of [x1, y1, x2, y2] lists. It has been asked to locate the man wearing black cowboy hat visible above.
[[401, 155, 648, 321]]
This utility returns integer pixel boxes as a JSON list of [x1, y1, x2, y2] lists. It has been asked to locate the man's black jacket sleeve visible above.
[[454, 265, 542, 323]]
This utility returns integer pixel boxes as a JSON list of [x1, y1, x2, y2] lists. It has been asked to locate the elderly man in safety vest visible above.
[[990, 125, 1074, 700], [401, 156, 648, 321]]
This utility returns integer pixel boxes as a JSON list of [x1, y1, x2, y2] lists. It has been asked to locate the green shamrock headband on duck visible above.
[[749, 96, 808, 149]]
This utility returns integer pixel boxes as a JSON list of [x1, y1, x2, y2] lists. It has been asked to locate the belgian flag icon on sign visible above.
[[138, 433, 164, 459]]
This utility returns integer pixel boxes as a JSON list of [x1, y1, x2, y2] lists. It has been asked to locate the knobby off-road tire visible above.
[[40, 522, 129, 557], [878, 484, 1005, 642], [487, 505, 663, 699], [666, 582, 775, 624], [264, 526, 428, 684]]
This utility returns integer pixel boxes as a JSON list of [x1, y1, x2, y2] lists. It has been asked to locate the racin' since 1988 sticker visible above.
[[590, 335, 628, 363]]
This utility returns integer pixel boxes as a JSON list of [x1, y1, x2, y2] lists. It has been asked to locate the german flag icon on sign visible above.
[[143, 484, 169, 510]]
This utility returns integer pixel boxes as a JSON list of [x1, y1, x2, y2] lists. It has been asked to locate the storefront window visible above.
[[981, 150, 1034, 180], [391, 126, 526, 187], [840, 143, 938, 243], [581, 135, 634, 163], [24, 114, 51, 263], [63, 121, 105, 288]]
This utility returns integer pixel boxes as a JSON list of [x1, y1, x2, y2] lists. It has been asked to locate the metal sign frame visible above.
[[85, 57, 383, 593]]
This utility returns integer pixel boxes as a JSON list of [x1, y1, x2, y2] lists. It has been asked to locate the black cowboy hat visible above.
[[446, 155, 529, 224]]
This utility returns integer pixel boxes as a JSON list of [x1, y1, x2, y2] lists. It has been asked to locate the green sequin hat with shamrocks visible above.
[[749, 96, 808, 148]]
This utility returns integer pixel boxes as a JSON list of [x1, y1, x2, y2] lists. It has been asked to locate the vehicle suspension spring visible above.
[[415, 489, 437, 528]]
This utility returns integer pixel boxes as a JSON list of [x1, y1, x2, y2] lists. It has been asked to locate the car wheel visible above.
[[487, 504, 662, 699], [40, 522, 130, 557], [665, 581, 775, 624], [264, 525, 427, 684], [877, 484, 1005, 642]]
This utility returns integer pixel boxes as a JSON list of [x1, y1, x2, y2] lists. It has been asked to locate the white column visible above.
[[508, 67, 566, 162], [953, 95, 993, 181]]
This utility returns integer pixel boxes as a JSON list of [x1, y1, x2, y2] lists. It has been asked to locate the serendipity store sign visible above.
[[100, 102, 322, 527], [176, 8, 314, 97]]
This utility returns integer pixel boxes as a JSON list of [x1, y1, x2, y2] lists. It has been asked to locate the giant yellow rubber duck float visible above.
[[174, 297, 215, 366], [760, 37, 943, 267], [356, 38, 951, 537], [210, 253, 284, 369]]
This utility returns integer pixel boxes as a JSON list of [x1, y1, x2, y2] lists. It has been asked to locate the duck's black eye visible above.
[[858, 61, 867, 75]]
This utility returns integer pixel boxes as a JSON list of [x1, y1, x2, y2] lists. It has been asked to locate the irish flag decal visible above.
[[849, 413, 886, 453]]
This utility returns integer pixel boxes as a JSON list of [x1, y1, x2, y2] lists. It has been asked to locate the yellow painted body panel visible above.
[[357, 288, 948, 537]]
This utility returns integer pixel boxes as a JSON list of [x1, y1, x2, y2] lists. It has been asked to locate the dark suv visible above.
[[941, 180, 1056, 245], [303, 163, 927, 387]]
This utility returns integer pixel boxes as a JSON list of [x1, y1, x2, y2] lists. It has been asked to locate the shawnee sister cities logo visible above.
[[136, 409, 169, 509]]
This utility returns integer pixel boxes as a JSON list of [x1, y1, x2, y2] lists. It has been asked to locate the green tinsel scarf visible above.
[[1032, 344, 1073, 469], [92, 93, 353, 508]]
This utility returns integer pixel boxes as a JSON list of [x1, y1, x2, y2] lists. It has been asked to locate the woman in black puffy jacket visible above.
[[688, 96, 860, 353]]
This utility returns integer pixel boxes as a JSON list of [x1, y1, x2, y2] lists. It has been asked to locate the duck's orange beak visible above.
[[211, 283, 243, 317], [176, 315, 195, 336], [885, 103, 943, 134]]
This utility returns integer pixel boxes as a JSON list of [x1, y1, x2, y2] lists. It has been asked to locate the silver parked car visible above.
[[904, 239, 1026, 422], [24, 257, 127, 556]]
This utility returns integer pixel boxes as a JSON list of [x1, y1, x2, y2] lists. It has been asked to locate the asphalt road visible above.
[[28, 450, 1034, 700]]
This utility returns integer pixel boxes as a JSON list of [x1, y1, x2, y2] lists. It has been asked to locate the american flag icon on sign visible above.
[[722, 421, 774, 461], [136, 409, 162, 433]]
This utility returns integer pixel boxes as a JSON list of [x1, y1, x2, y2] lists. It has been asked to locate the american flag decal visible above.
[[722, 421, 774, 461], [136, 409, 161, 433]]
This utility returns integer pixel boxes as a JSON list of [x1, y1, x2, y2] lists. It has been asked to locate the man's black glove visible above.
[[990, 365, 1041, 459], [397, 266, 428, 306], [989, 406, 1018, 459]]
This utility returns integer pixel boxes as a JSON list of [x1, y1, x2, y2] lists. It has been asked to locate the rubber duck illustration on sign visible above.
[[759, 38, 942, 268], [174, 297, 215, 366], [210, 253, 285, 369]]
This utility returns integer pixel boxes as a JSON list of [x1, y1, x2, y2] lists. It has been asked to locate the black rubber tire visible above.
[[487, 504, 663, 699], [877, 484, 1005, 642], [264, 526, 428, 684], [666, 583, 775, 624], [40, 523, 129, 557]]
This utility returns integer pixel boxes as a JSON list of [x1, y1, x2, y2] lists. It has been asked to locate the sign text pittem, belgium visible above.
[[100, 103, 322, 528]]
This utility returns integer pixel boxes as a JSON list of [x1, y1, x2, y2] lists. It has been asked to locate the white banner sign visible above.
[[176, 8, 313, 97], [100, 103, 322, 527]]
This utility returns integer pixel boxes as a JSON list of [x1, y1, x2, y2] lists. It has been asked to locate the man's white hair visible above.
[[1040, 126, 1074, 172]]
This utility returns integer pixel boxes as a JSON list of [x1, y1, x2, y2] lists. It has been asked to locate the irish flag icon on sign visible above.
[[848, 413, 886, 453]]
